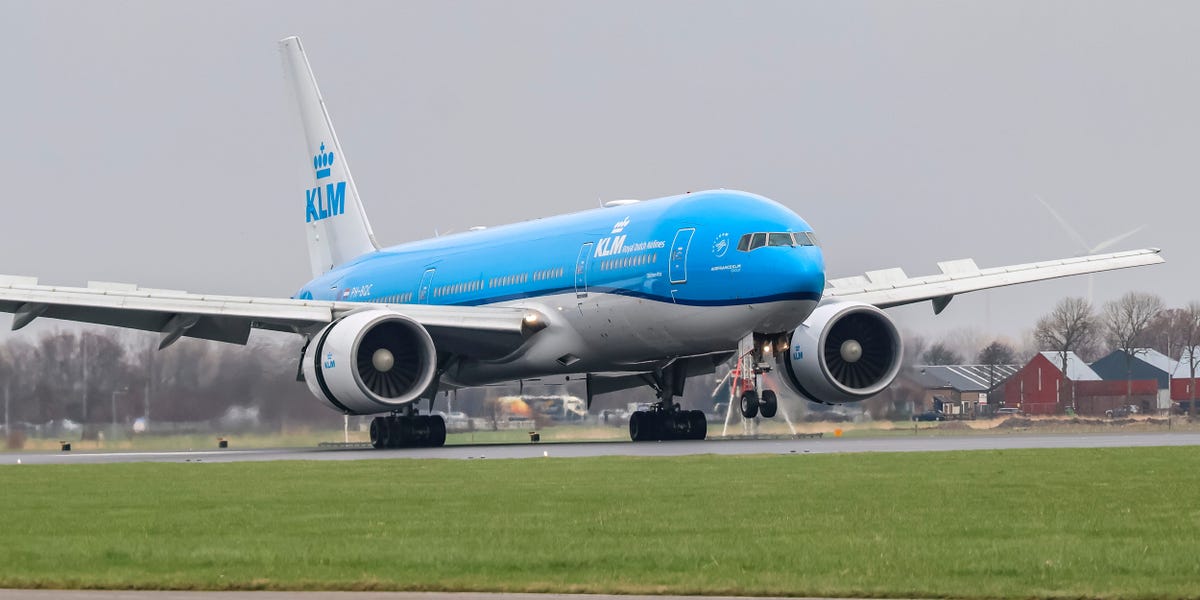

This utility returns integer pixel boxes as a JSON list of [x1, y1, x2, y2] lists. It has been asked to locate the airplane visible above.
[[0, 37, 1164, 448]]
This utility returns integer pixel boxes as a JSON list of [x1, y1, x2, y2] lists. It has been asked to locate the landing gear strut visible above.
[[736, 334, 783, 420], [629, 360, 708, 442], [370, 413, 446, 448]]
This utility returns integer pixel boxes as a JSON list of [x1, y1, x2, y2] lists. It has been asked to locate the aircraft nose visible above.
[[795, 246, 826, 298]]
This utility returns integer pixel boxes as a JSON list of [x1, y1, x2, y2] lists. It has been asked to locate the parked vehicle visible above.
[[912, 410, 946, 422], [996, 407, 1024, 417], [1105, 405, 1139, 418]]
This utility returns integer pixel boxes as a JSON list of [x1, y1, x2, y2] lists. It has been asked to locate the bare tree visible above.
[[1172, 302, 1200, 418], [1102, 292, 1165, 404], [942, 327, 988, 365], [1034, 297, 1100, 375], [1035, 297, 1100, 411], [904, 335, 928, 369], [1144, 308, 1185, 357], [977, 341, 1017, 366], [921, 342, 963, 366], [977, 340, 1017, 409]]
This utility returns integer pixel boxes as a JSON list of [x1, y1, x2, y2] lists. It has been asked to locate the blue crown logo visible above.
[[313, 143, 335, 180]]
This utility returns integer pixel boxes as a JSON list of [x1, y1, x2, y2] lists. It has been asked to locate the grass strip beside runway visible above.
[[1, 448, 1198, 598]]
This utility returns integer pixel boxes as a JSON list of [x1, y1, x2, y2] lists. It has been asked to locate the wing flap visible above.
[[826, 248, 1164, 309]]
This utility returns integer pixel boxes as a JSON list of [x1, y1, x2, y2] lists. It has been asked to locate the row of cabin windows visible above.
[[434, 280, 484, 298], [378, 292, 414, 304], [490, 273, 528, 288], [533, 266, 565, 281], [381, 265, 572, 302], [736, 231, 820, 252], [600, 253, 657, 271]]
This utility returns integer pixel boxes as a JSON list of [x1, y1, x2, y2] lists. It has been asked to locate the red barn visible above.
[[1075, 379, 1158, 416], [1003, 352, 1101, 415]]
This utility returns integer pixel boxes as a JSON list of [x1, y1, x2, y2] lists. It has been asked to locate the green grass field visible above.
[[2, 447, 1199, 598]]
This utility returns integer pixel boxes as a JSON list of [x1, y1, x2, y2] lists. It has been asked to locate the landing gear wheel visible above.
[[629, 411, 657, 442], [370, 417, 386, 449], [688, 410, 708, 440], [740, 390, 760, 419], [427, 415, 447, 448], [760, 390, 778, 419]]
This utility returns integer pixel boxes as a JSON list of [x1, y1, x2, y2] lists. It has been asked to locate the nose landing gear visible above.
[[736, 334, 784, 419]]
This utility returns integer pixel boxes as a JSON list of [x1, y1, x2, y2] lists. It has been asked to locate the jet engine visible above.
[[775, 301, 903, 404], [302, 309, 438, 414]]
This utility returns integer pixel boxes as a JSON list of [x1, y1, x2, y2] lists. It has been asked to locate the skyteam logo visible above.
[[611, 216, 630, 234], [712, 232, 730, 258], [306, 141, 347, 223], [313, 142, 335, 179]]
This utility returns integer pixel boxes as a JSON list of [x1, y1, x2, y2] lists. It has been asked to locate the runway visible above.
[[6, 431, 1200, 465], [0, 593, 867, 600]]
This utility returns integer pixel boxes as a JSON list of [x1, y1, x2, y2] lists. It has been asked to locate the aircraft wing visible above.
[[824, 248, 1164, 313], [0, 276, 534, 359]]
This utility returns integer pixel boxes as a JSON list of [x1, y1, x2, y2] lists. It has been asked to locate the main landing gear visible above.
[[629, 406, 707, 441], [629, 359, 708, 442], [370, 413, 446, 448]]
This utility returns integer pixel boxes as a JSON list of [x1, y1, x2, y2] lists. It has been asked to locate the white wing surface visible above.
[[825, 248, 1164, 312], [0, 276, 533, 359]]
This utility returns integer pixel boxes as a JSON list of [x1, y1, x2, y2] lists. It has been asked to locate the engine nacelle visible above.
[[302, 309, 438, 415], [775, 301, 903, 404]]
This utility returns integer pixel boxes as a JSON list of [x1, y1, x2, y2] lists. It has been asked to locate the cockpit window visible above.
[[792, 231, 819, 247], [749, 233, 767, 250], [768, 233, 793, 247], [738, 231, 820, 251]]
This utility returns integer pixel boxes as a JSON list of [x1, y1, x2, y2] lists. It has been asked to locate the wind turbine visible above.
[[1036, 195, 1147, 303]]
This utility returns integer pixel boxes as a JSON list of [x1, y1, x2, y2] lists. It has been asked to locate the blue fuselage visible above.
[[297, 190, 826, 313]]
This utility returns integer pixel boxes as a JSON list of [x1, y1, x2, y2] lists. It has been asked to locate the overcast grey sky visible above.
[[2, 1, 1195, 348]]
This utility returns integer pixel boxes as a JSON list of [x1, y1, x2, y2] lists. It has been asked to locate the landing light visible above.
[[522, 311, 548, 335]]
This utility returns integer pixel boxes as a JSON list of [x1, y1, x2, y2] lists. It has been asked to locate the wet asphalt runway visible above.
[[0, 593, 882, 600], [5, 431, 1199, 465]]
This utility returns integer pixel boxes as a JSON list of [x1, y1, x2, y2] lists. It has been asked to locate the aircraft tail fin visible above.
[[279, 36, 380, 278]]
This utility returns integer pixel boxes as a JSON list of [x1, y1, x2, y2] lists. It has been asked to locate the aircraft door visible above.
[[416, 268, 436, 304], [669, 228, 696, 284], [575, 243, 593, 298]]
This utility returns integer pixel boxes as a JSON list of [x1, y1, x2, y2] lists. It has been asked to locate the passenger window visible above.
[[768, 233, 793, 247]]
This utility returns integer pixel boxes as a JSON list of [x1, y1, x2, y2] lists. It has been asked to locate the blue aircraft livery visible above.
[[295, 190, 827, 310], [306, 142, 346, 223]]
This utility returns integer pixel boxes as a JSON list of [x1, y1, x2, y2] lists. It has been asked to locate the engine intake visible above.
[[302, 310, 438, 414], [776, 301, 902, 404]]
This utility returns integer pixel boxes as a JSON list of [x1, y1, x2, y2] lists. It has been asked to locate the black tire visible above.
[[760, 390, 778, 419], [427, 415, 447, 447], [629, 411, 656, 442], [688, 410, 708, 440], [740, 390, 760, 419], [382, 417, 398, 448], [369, 417, 386, 449]]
